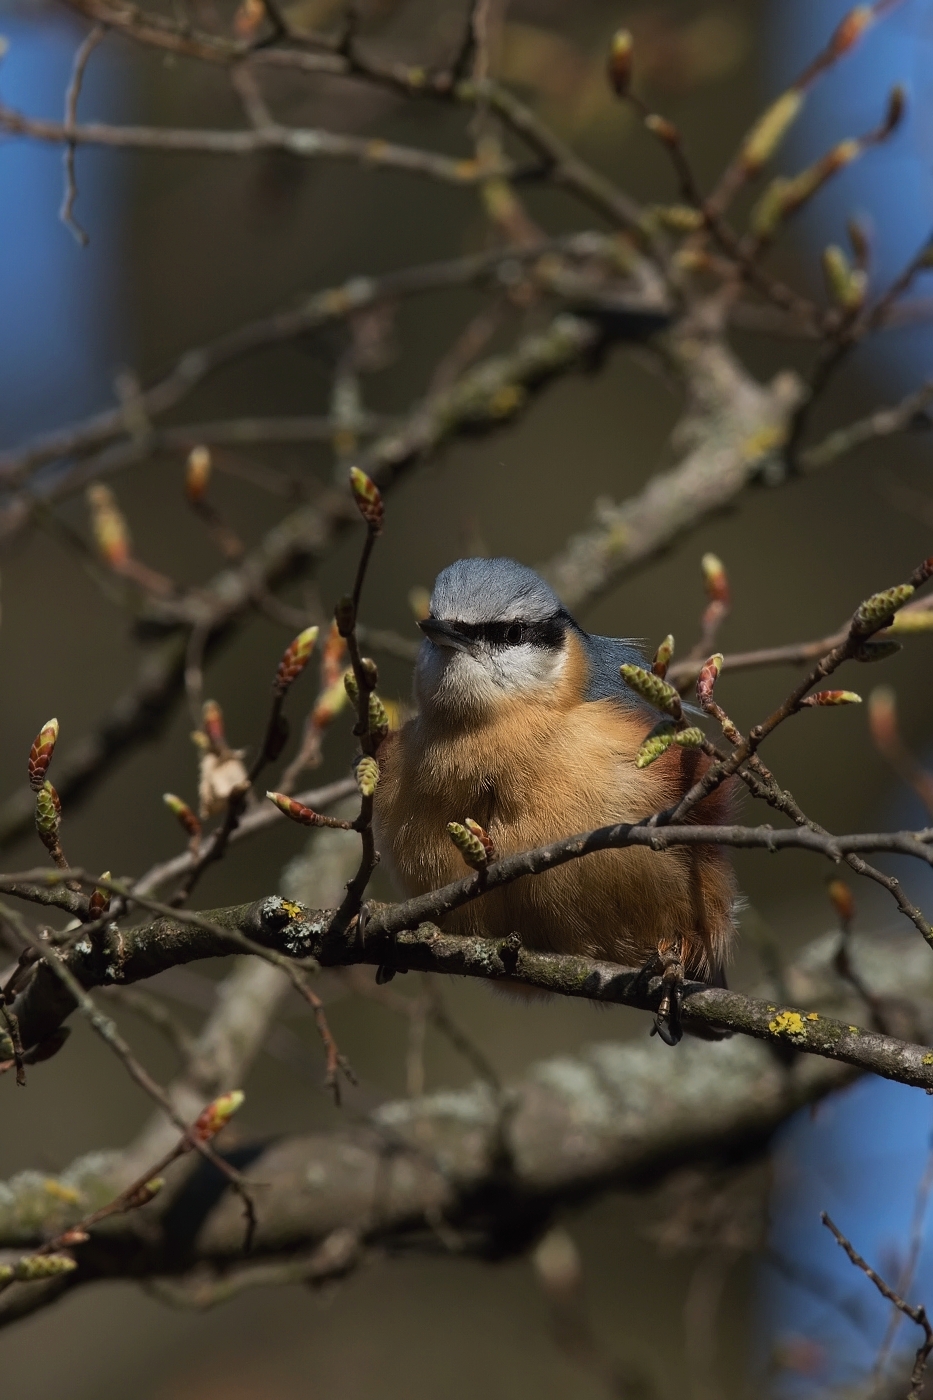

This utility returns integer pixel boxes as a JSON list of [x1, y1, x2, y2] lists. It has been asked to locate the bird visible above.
[[371, 557, 738, 1042]]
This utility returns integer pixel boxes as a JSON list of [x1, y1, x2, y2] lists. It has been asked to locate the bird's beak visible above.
[[418, 617, 474, 653]]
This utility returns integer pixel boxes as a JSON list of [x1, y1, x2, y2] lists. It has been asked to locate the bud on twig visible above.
[[636, 729, 676, 769], [828, 878, 856, 931], [163, 793, 202, 845], [343, 669, 359, 704], [201, 699, 227, 755], [607, 28, 633, 97], [830, 5, 873, 59], [447, 821, 489, 870], [193, 1089, 244, 1143], [321, 620, 347, 689], [349, 466, 384, 533], [673, 727, 705, 748], [87, 483, 130, 570], [619, 664, 682, 719], [853, 584, 915, 634], [87, 873, 111, 922], [464, 818, 496, 863], [821, 245, 866, 311], [355, 756, 380, 798], [28, 718, 59, 792], [368, 693, 390, 741], [644, 113, 679, 147], [185, 445, 211, 505], [867, 686, 897, 754], [652, 635, 674, 679], [123, 1177, 165, 1211], [739, 89, 804, 175], [334, 595, 356, 638], [274, 626, 319, 694], [853, 639, 902, 663], [701, 554, 730, 607], [265, 791, 353, 828], [35, 780, 62, 853], [696, 653, 724, 708], [800, 690, 862, 707]]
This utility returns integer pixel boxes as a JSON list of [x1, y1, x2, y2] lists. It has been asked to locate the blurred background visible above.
[[0, 0, 932, 1395]]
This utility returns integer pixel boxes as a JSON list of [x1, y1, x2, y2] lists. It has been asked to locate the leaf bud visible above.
[[821, 245, 866, 311], [739, 89, 804, 174], [464, 817, 497, 863], [800, 690, 862, 707], [619, 663, 682, 719], [673, 727, 705, 748], [334, 594, 356, 638], [827, 878, 856, 930], [274, 626, 319, 694], [607, 28, 633, 97], [344, 669, 359, 703], [321, 620, 348, 688], [355, 756, 380, 798], [829, 5, 873, 58], [701, 553, 730, 606], [867, 686, 897, 753], [852, 639, 902, 663], [163, 793, 201, 842], [696, 653, 724, 707], [185, 445, 211, 505], [360, 656, 379, 690], [644, 113, 678, 146], [447, 820, 489, 870], [635, 730, 676, 769], [35, 780, 62, 850], [265, 791, 352, 829], [368, 692, 390, 740], [193, 1089, 244, 1142], [651, 635, 674, 679], [348, 466, 384, 532], [87, 483, 130, 570], [28, 718, 59, 793], [201, 699, 227, 755], [853, 583, 915, 634], [87, 873, 111, 922]]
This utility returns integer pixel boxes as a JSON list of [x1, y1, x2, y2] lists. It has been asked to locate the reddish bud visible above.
[[309, 678, 349, 732], [87, 872, 111, 922], [185, 445, 211, 505], [265, 791, 353, 829], [57, 1228, 90, 1247], [644, 113, 679, 147], [829, 5, 873, 58], [867, 686, 898, 754], [124, 1177, 164, 1210], [651, 635, 674, 679], [233, 0, 265, 38], [87, 483, 130, 570], [696, 653, 724, 708], [28, 718, 59, 793], [827, 878, 856, 930], [607, 28, 633, 97], [348, 466, 384, 533], [701, 554, 730, 607], [800, 690, 862, 707], [321, 620, 348, 690], [193, 1090, 244, 1142], [201, 700, 227, 755], [163, 793, 201, 843], [275, 626, 319, 694], [465, 817, 497, 863]]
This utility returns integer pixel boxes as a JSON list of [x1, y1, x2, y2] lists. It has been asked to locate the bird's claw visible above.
[[651, 958, 685, 1046]]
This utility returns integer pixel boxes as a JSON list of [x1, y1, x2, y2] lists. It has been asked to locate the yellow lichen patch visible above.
[[806, 1012, 819, 1021], [768, 1010, 807, 1040], [923, 1054, 933, 1066], [280, 900, 304, 921], [848, 1026, 860, 1034], [43, 1179, 81, 1204]]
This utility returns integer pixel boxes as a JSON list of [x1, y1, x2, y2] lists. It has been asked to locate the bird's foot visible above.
[[651, 957, 685, 1046]]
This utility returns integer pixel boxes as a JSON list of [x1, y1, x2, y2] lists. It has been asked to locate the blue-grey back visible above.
[[579, 632, 649, 706]]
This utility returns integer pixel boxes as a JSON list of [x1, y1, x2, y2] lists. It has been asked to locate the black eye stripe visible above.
[[436, 616, 567, 648]]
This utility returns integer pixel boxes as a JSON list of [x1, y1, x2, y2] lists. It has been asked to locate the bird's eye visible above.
[[505, 623, 524, 645]]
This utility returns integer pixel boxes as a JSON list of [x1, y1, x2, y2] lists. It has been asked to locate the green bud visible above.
[[447, 821, 489, 870], [620, 664, 682, 718], [853, 584, 915, 634], [355, 756, 380, 798]]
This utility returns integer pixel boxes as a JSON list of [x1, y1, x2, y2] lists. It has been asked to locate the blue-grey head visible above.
[[415, 557, 645, 718]]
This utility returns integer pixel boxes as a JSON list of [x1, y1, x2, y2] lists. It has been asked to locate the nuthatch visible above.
[[373, 558, 737, 1042]]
